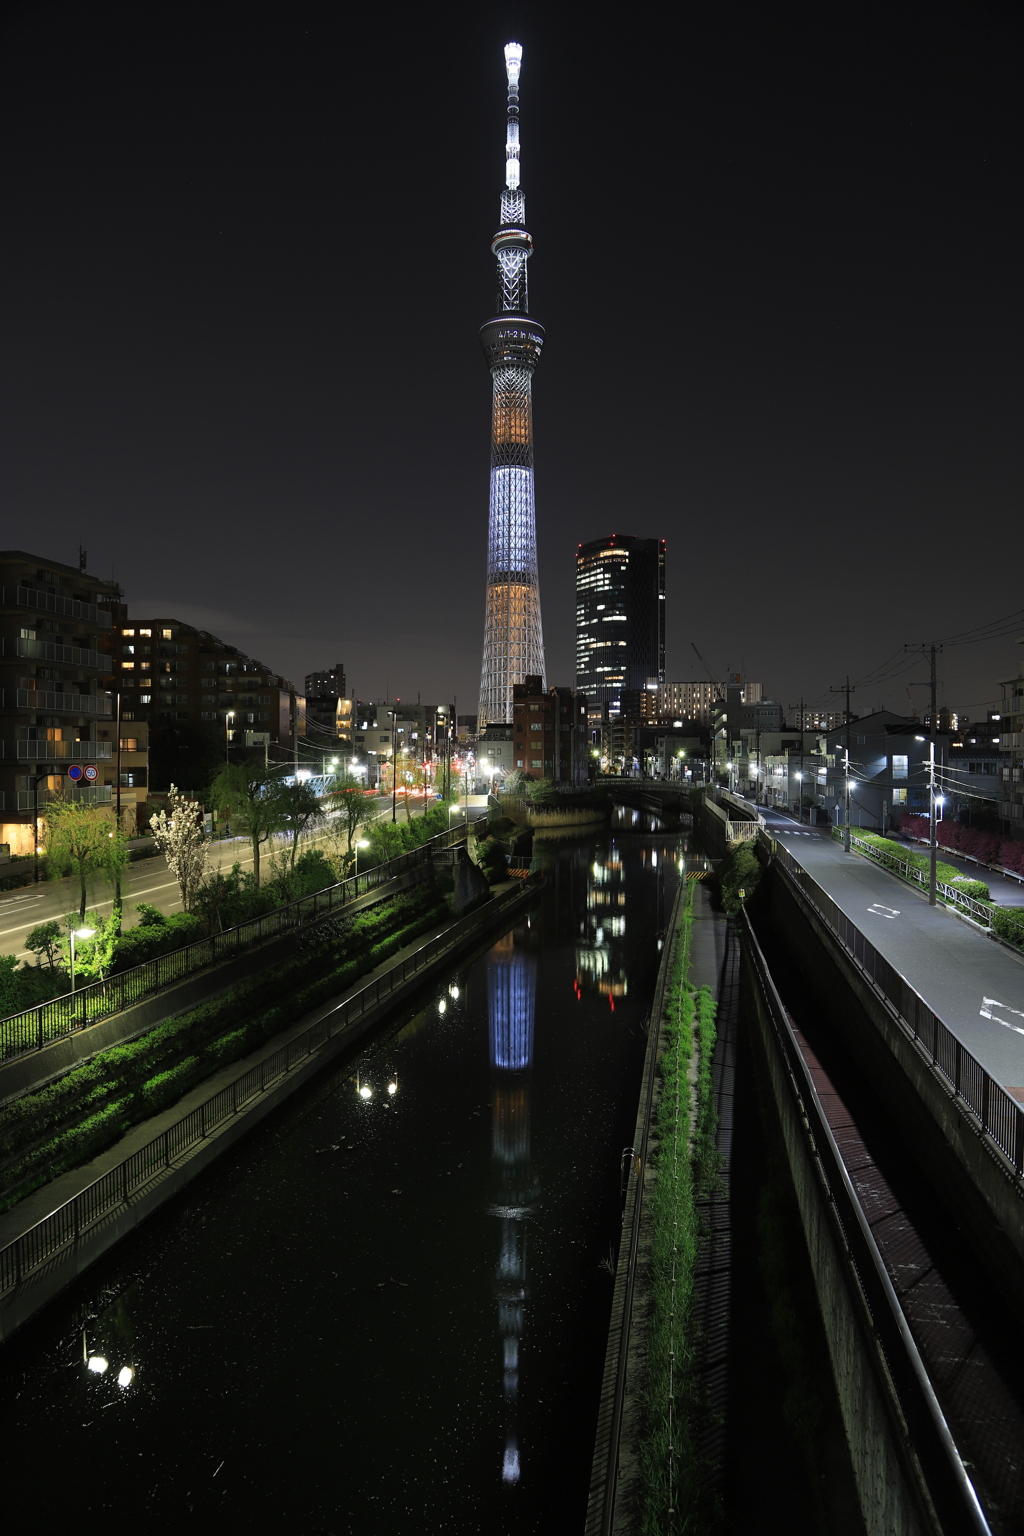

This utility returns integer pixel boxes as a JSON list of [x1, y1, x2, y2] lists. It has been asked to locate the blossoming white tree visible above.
[[149, 784, 208, 912]]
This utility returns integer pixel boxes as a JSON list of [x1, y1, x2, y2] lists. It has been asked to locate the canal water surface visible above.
[[1, 832, 682, 1533]]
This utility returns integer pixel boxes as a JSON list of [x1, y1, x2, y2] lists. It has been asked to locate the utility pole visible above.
[[830, 677, 855, 851], [905, 643, 942, 906]]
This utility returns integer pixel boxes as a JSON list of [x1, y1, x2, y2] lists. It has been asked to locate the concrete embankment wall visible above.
[[0, 867, 431, 1108], [765, 862, 1024, 1307], [741, 927, 931, 1536]]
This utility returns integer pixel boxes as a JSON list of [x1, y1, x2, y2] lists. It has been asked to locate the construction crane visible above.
[[691, 642, 724, 692]]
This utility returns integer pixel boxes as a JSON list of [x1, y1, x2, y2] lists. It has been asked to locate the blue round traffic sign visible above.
[[67, 765, 83, 782]]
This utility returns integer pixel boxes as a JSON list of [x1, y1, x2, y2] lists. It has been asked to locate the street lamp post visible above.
[[225, 710, 235, 766], [354, 838, 370, 880], [795, 770, 803, 823], [69, 925, 96, 995]]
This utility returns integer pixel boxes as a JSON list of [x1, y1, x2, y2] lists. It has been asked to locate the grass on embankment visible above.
[[0, 883, 449, 1216], [637, 880, 722, 1534]]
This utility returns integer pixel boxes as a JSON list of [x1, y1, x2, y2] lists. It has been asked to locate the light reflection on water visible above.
[[0, 834, 684, 1533]]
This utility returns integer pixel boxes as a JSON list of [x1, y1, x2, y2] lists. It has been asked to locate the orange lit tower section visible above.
[[477, 42, 546, 728]]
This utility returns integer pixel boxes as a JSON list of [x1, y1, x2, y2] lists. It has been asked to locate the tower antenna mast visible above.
[[476, 42, 546, 728]]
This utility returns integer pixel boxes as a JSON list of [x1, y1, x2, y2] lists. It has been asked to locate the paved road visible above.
[[0, 793, 432, 962], [759, 806, 1024, 1095]]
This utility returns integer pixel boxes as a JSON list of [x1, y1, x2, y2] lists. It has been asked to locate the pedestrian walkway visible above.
[[762, 808, 1024, 1095]]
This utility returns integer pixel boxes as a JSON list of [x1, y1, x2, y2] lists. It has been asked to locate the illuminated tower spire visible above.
[[477, 41, 546, 729]]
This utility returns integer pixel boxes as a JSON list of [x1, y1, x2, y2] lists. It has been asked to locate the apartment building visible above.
[[0, 551, 123, 855], [112, 618, 302, 760], [513, 676, 588, 783]]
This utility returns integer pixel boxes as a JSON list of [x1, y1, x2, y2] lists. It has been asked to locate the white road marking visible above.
[[868, 903, 900, 920], [980, 997, 1024, 1037]]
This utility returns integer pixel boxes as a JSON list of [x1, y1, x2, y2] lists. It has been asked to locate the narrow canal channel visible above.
[[0, 832, 683, 1534]]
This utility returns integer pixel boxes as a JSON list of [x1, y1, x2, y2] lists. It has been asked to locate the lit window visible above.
[[140, 694, 152, 704], [892, 755, 908, 780], [892, 788, 907, 806], [122, 628, 135, 636], [122, 661, 135, 670], [139, 628, 152, 637], [161, 628, 172, 639]]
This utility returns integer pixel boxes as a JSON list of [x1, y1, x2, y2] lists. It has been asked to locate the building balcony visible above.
[[0, 739, 113, 761], [0, 585, 113, 629], [0, 688, 113, 718], [0, 637, 108, 671], [0, 785, 112, 812]]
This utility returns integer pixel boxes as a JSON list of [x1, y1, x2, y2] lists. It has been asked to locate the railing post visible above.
[[981, 1073, 990, 1135], [233, 1080, 238, 1113], [1016, 1109, 1024, 1176], [122, 1160, 130, 1204], [164, 1130, 170, 1167], [200, 1103, 207, 1138], [37, 1004, 43, 1052], [954, 1041, 962, 1099]]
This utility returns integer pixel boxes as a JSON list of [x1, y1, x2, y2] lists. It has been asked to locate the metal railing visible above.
[[0, 786, 112, 812], [0, 638, 107, 671], [742, 911, 991, 1536], [0, 690, 113, 718], [0, 814, 488, 1062], [838, 829, 995, 927], [0, 875, 538, 1299], [1, 740, 113, 762], [0, 586, 113, 628], [769, 836, 1024, 1186]]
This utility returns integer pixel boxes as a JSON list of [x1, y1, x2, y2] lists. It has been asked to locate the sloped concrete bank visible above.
[[0, 867, 430, 1108], [0, 878, 541, 1343]]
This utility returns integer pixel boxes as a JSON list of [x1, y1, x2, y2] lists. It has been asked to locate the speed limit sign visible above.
[[84, 765, 99, 783]]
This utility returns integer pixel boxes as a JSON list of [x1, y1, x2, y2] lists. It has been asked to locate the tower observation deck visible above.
[[476, 42, 546, 729]]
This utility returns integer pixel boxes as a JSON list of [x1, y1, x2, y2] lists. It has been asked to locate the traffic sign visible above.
[[84, 765, 99, 782], [67, 765, 83, 781]]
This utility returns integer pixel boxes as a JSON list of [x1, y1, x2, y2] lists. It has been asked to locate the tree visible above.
[[149, 784, 209, 911], [43, 801, 114, 920], [276, 779, 325, 871], [324, 774, 376, 868], [101, 813, 132, 928], [210, 763, 284, 887], [56, 909, 120, 982], [26, 919, 63, 970]]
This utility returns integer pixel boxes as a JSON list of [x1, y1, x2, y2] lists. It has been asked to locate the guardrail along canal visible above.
[[0, 834, 682, 1533]]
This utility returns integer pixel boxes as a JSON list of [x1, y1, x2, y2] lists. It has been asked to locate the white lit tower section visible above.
[[477, 42, 546, 728]]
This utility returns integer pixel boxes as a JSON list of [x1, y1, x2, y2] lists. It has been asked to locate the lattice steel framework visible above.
[[477, 42, 546, 728]]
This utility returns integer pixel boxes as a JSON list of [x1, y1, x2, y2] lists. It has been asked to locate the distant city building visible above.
[[512, 675, 588, 783], [822, 711, 953, 831], [794, 708, 845, 733], [304, 662, 346, 701], [112, 618, 302, 760], [0, 550, 131, 853], [998, 639, 1024, 827], [655, 680, 724, 728], [575, 534, 666, 718]]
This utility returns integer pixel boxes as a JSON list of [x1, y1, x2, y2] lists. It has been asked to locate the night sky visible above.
[[2, 1, 1021, 721]]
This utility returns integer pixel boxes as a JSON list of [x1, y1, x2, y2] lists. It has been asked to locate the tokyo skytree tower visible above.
[[476, 42, 546, 728]]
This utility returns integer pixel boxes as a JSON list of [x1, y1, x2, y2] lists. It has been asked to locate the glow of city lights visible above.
[[438, 999, 447, 1015], [359, 1084, 372, 1100], [87, 1356, 108, 1374], [388, 1080, 397, 1096], [448, 984, 460, 999], [117, 1366, 135, 1388]]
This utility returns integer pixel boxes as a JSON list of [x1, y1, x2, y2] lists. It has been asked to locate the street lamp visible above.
[[69, 925, 95, 993], [795, 770, 803, 824], [354, 837, 370, 878], [225, 710, 235, 765]]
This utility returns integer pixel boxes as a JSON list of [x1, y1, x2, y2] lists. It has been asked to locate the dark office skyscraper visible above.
[[575, 534, 666, 717]]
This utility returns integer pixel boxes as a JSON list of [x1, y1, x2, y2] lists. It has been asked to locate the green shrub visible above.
[[140, 1056, 201, 1110], [718, 843, 761, 915], [949, 876, 991, 902], [109, 912, 206, 974], [992, 908, 1024, 951]]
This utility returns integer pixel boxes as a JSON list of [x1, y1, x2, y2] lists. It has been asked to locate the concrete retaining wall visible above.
[[768, 863, 1024, 1310], [743, 940, 932, 1536]]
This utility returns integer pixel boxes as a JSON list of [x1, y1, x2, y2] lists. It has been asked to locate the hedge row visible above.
[[0, 884, 448, 1211], [637, 883, 722, 1533], [898, 815, 1024, 877], [992, 908, 1024, 952]]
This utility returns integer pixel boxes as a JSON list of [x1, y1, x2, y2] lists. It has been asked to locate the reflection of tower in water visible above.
[[575, 844, 629, 1005], [487, 934, 538, 1487]]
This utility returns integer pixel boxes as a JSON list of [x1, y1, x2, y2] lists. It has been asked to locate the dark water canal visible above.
[[0, 832, 683, 1534]]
